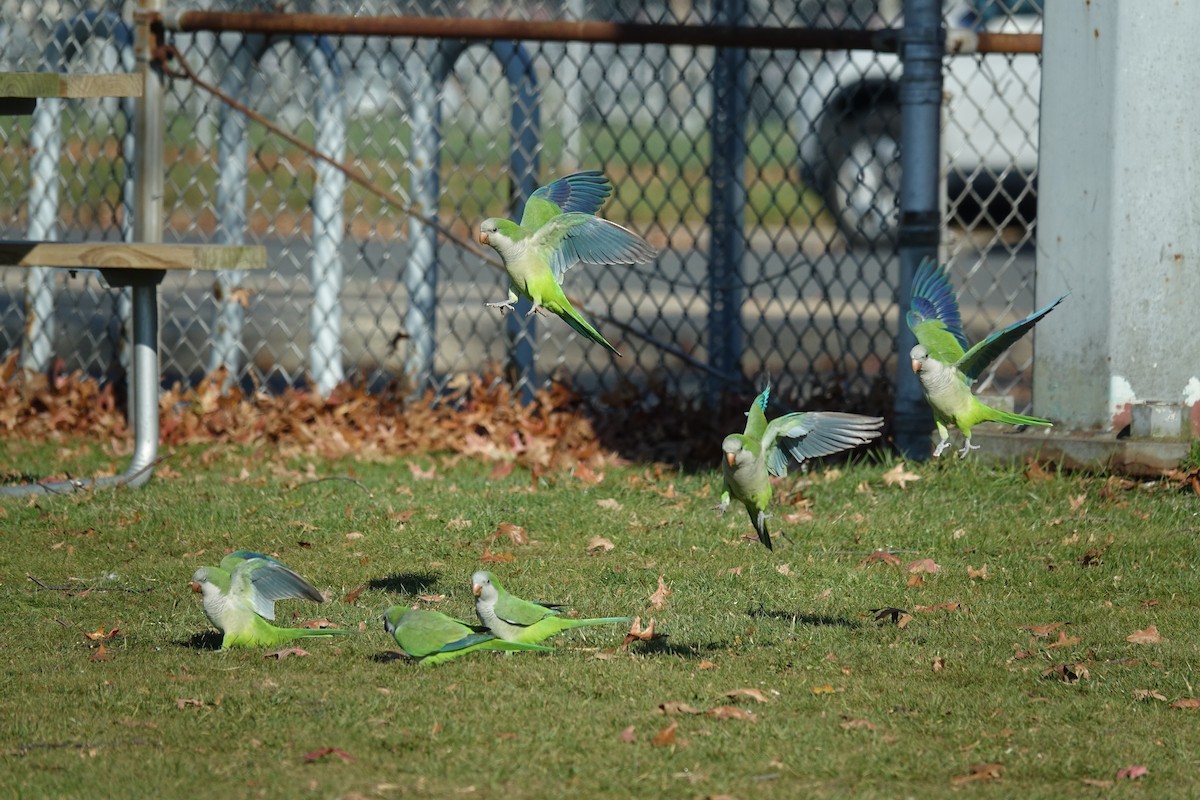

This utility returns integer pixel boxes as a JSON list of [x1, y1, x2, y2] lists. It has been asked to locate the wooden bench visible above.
[[2, 73, 267, 495]]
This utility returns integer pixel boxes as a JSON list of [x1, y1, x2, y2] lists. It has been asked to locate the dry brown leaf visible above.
[[839, 718, 876, 731], [952, 763, 1004, 785], [340, 584, 366, 604], [417, 593, 446, 603], [491, 522, 530, 545], [1132, 689, 1167, 702], [83, 626, 120, 641], [408, 462, 437, 480], [967, 564, 989, 580], [782, 509, 815, 524], [651, 721, 678, 747], [586, 536, 615, 554], [649, 575, 672, 610], [302, 747, 353, 763], [1046, 630, 1083, 650], [1021, 622, 1066, 637], [906, 574, 924, 588], [264, 647, 310, 660], [717, 566, 743, 577], [89, 643, 110, 661], [1082, 778, 1114, 789], [298, 618, 337, 629], [1024, 458, 1054, 482], [723, 688, 771, 704], [658, 701, 705, 716], [858, 550, 901, 568], [480, 549, 514, 564], [698, 660, 717, 671], [882, 462, 920, 489], [445, 516, 472, 531], [619, 725, 637, 743], [706, 706, 755, 722], [913, 602, 962, 613], [1068, 494, 1087, 513], [1127, 625, 1166, 645], [1042, 663, 1089, 683], [1116, 765, 1148, 780], [175, 698, 205, 710], [1169, 698, 1200, 710], [932, 656, 945, 673], [775, 564, 791, 576], [622, 616, 664, 647], [906, 558, 940, 574], [596, 498, 623, 511]]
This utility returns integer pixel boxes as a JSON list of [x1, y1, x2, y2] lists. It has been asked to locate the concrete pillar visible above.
[[1035, 1, 1200, 439]]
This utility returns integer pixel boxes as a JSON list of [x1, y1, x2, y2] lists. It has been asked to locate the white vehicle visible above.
[[796, 2, 1042, 244]]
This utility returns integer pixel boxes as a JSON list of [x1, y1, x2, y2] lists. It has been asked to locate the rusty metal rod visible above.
[[158, 11, 1041, 55]]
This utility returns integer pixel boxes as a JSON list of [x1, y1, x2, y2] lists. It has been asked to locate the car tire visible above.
[[820, 102, 902, 247]]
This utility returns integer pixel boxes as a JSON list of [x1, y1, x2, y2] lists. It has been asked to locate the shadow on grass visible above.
[[371, 650, 413, 664], [178, 631, 223, 650], [368, 572, 440, 595], [748, 608, 862, 628], [629, 637, 732, 658]]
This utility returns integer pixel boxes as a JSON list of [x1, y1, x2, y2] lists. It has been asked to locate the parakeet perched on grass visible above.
[[382, 606, 552, 665], [471, 571, 631, 644], [479, 169, 657, 355], [907, 258, 1066, 457], [190, 551, 349, 649], [717, 386, 884, 549]]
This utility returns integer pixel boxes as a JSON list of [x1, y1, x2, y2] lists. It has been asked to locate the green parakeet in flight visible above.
[[382, 606, 552, 666], [190, 551, 350, 649], [717, 386, 884, 550], [471, 571, 632, 644], [907, 258, 1066, 458], [479, 169, 657, 355]]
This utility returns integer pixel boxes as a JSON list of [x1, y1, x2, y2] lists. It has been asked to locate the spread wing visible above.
[[906, 258, 969, 364], [530, 214, 658, 281], [229, 557, 324, 621], [519, 170, 612, 230], [761, 412, 884, 477]]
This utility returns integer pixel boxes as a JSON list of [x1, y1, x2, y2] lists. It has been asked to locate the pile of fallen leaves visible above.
[[0, 352, 893, 471]]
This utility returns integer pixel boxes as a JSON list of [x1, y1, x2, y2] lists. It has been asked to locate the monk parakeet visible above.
[[381, 606, 553, 665], [471, 571, 632, 644], [479, 169, 657, 355], [717, 386, 884, 550], [190, 551, 350, 649], [907, 258, 1066, 458]]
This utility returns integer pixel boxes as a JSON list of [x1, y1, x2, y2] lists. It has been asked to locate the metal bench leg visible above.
[[0, 278, 160, 495]]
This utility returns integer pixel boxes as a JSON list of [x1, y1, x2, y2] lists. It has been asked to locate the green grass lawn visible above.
[[2, 441, 1197, 798]]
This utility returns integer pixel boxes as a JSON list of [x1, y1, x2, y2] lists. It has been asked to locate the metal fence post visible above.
[[209, 34, 259, 380], [298, 35, 346, 397], [707, 0, 748, 403], [894, 0, 944, 457]]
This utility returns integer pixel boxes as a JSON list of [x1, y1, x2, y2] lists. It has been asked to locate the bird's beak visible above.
[[189, 581, 201, 594], [911, 358, 921, 374], [478, 231, 489, 246], [725, 452, 736, 468], [472, 583, 482, 597]]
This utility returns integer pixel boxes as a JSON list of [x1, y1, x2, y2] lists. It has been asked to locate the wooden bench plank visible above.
[[0, 241, 266, 271], [0, 72, 143, 99]]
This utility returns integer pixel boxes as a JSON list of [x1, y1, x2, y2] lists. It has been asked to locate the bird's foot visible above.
[[956, 439, 979, 459], [932, 439, 951, 458], [485, 300, 515, 314], [524, 304, 545, 318], [712, 501, 729, 514]]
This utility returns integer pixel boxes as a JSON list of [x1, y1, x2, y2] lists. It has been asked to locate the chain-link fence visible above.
[[0, 0, 1042, 417]]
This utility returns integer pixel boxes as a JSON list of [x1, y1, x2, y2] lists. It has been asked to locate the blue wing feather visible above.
[[906, 258, 969, 351], [957, 293, 1067, 380]]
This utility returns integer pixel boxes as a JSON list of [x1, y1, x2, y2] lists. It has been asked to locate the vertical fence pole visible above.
[[299, 35, 346, 397], [21, 95, 61, 374], [128, 0, 166, 486], [403, 39, 442, 394], [496, 41, 540, 403], [894, 0, 944, 457], [209, 36, 258, 380], [707, 0, 748, 403]]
